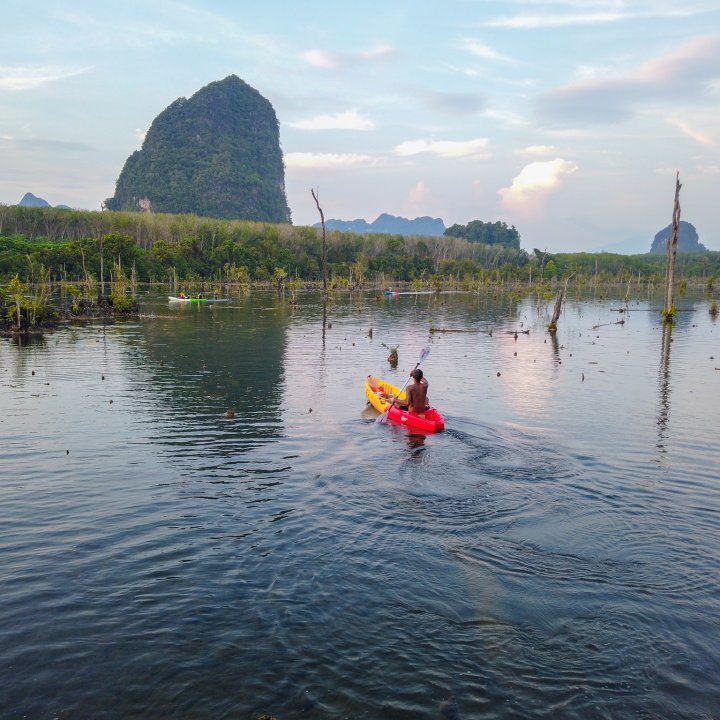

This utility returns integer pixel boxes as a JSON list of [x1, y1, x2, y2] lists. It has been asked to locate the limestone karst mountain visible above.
[[104, 75, 290, 223]]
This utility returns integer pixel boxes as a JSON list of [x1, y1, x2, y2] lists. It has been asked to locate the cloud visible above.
[[484, 11, 626, 29], [667, 116, 715, 145], [394, 138, 490, 158], [301, 49, 342, 70], [288, 109, 375, 131], [407, 181, 430, 207], [301, 43, 395, 70], [284, 152, 376, 169], [459, 39, 516, 63], [516, 145, 560, 156], [482, 6, 701, 29], [536, 34, 720, 126], [402, 180, 438, 219], [482, 108, 531, 127], [0, 65, 91, 91], [499, 158, 578, 215]]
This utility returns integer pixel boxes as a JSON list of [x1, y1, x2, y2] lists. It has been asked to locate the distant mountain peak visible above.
[[18, 192, 51, 208], [650, 220, 706, 253], [314, 213, 445, 237]]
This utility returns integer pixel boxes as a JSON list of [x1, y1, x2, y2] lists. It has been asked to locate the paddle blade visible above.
[[418, 346, 430, 364], [375, 408, 389, 424]]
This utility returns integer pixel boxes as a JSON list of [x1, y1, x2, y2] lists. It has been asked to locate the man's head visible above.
[[411, 368, 423, 382]]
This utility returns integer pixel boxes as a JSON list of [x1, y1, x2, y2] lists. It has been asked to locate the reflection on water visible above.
[[1, 288, 719, 719], [657, 322, 672, 453]]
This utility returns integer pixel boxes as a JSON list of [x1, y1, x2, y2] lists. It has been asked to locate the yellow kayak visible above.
[[365, 374, 445, 432], [364, 375, 406, 414]]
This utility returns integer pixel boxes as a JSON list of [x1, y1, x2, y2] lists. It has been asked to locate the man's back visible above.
[[407, 379, 428, 413]]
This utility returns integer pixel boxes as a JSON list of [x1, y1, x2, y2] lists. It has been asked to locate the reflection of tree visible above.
[[322, 298, 327, 349], [657, 323, 672, 453], [137, 293, 289, 450], [549, 331, 560, 363]]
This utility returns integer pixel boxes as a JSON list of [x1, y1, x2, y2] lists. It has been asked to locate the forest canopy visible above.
[[1, 205, 718, 286], [444, 220, 521, 249]]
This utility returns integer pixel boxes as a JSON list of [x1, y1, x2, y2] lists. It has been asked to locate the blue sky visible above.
[[1, 1, 719, 253]]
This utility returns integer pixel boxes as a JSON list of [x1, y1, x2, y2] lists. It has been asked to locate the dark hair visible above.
[[411, 368, 423, 381]]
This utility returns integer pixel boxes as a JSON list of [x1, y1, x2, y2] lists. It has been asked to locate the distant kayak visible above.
[[384, 288, 400, 296], [168, 296, 229, 303], [365, 374, 445, 433]]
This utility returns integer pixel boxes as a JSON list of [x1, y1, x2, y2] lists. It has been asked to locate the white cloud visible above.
[[408, 180, 429, 206], [517, 145, 560, 156], [667, 116, 715, 145], [482, 108, 531, 127], [301, 49, 342, 70], [301, 44, 395, 70], [483, 7, 699, 30], [484, 12, 625, 29], [288, 109, 375, 131], [0, 65, 90, 91], [284, 152, 375, 169], [499, 158, 579, 215], [135, 128, 147, 142], [574, 64, 613, 81], [394, 138, 490, 158], [459, 40, 515, 63], [537, 34, 720, 125]]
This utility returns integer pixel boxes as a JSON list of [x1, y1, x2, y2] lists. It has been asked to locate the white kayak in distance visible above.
[[168, 296, 230, 303]]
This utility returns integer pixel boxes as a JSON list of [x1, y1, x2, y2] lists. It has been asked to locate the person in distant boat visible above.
[[394, 368, 429, 413], [178, 292, 186, 299]]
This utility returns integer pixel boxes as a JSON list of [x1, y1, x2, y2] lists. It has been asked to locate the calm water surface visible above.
[[1, 289, 719, 719]]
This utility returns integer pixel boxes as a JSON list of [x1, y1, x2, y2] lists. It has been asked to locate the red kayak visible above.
[[365, 375, 445, 433]]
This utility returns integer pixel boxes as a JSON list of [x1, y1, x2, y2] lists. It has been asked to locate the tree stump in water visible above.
[[548, 289, 563, 332]]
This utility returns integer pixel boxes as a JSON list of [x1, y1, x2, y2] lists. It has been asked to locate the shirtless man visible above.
[[399, 368, 429, 413]]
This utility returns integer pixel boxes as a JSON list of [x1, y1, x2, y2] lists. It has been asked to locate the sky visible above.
[[1, 1, 719, 253]]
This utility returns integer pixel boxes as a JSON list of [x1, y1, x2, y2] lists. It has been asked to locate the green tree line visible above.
[[0, 205, 718, 286]]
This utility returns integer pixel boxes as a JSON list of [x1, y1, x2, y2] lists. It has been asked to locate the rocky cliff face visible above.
[[18, 192, 51, 208], [105, 75, 290, 223], [650, 221, 706, 253]]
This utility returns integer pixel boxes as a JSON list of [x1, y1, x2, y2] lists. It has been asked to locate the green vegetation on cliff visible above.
[[104, 75, 290, 223], [445, 220, 521, 249]]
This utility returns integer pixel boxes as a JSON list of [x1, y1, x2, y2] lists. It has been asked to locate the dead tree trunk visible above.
[[311, 188, 327, 296], [548, 290, 563, 332], [548, 273, 574, 333], [663, 172, 681, 320]]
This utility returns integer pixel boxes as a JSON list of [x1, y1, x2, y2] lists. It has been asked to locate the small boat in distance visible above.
[[365, 374, 445, 433], [384, 287, 400, 296], [168, 295, 229, 303]]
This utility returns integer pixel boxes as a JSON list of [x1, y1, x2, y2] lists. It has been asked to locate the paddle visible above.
[[376, 346, 430, 425]]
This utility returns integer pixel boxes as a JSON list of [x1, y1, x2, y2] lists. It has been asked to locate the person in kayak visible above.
[[394, 368, 429, 413]]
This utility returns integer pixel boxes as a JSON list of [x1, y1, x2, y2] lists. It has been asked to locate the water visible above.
[[1, 289, 719, 719]]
